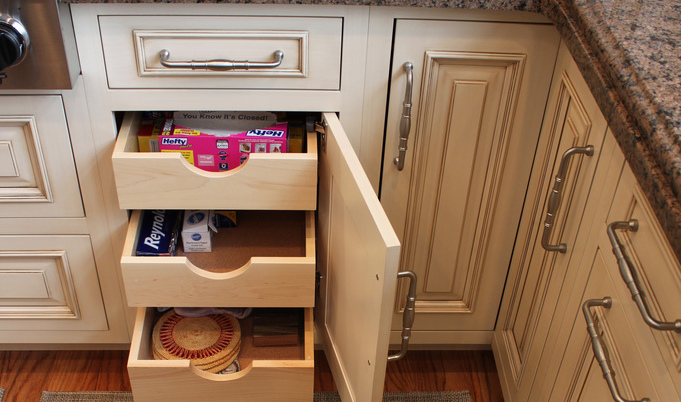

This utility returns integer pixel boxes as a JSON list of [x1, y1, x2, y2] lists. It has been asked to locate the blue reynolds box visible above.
[[135, 210, 182, 256]]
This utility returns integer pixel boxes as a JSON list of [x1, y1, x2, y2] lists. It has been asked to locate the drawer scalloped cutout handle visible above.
[[583, 297, 651, 402], [159, 49, 284, 71], [541, 145, 595, 253], [607, 220, 681, 333]]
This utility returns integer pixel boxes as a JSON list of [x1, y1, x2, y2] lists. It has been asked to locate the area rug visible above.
[[40, 390, 472, 401]]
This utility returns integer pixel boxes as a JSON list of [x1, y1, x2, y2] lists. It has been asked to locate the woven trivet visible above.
[[152, 311, 240, 373]]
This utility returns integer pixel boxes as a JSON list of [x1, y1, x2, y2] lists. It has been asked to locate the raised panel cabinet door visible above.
[[316, 113, 401, 402], [492, 42, 609, 400], [381, 19, 560, 340], [0, 96, 83, 218]]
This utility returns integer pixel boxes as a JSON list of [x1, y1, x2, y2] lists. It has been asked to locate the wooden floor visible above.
[[0, 349, 504, 402]]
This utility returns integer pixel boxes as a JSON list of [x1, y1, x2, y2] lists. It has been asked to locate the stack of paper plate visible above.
[[152, 310, 241, 373]]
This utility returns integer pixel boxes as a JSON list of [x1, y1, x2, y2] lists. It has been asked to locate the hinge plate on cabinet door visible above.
[[306, 116, 327, 152]]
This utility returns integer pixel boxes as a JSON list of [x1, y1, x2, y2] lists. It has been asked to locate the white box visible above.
[[181, 210, 213, 252]]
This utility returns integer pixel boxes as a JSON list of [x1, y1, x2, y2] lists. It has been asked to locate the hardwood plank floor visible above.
[[1, 349, 503, 401]]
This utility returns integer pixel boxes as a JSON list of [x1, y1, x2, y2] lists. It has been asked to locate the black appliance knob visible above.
[[0, 17, 29, 72]]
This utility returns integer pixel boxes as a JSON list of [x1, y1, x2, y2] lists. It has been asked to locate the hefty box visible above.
[[158, 122, 288, 172]]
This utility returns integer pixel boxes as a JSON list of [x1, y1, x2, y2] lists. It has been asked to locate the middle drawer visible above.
[[121, 209, 315, 308]]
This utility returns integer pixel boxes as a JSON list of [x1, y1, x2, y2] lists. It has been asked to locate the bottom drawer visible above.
[[128, 307, 314, 402]]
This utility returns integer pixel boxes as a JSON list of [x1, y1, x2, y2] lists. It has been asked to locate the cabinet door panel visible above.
[[382, 19, 559, 336], [493, 42, 609, 400], [317, 113, 401, 402]]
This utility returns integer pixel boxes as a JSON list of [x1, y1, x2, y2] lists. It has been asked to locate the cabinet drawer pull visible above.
[[394, 62, 413, 171], [388, 270, 417, 362], [607, 220, 681, 332], [159, 49, 284, 71], [583, 298, 651, 402], [541, 145, 595, 253]]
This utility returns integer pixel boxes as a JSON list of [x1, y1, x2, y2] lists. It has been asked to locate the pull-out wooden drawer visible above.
[[99, 15, 342, 90], [121, 210, 315, 308], [112, 112, 317, 210], [128, 307, 314, 402]]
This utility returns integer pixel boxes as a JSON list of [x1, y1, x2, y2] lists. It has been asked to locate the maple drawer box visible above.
[[121, 209, 315, 308], [99, 14, 342, 91], [112, 112, 317, 210], [128, 307, 313, 402]]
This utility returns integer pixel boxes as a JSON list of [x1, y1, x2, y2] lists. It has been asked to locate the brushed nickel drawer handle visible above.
[[388, 270, 417, 362], [607, 220, 681, 333], [541, 145, 595, 253], [159, 49, 284, 71], [583, 297, 651, 402], [393, 62, 413, 172]]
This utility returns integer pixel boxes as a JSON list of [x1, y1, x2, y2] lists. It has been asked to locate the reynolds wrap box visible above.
[[135, 210, 182, 256], [158, 122, 288, 172]]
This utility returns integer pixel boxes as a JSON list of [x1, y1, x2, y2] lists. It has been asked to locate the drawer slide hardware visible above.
[[583, 297, 651, 402], [607, 220, 681, 332], [541, 145, 595, 253], [388, 270, 417, 362], [159, 49, 284, 71], [307, 116, 327, 152], [394, 62, 413, 171]]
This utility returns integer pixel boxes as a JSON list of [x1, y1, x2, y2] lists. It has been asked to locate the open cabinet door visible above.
[[316, 113, 401, 402]]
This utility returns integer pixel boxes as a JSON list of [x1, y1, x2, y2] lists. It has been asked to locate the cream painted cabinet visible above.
[[72, 4, 398, 401], [492, 42, 610, 400], [494, 42, 681, 402], [534, 157, 681, 402], [0, 90, 131, 346], [380, 18, 560, 344]]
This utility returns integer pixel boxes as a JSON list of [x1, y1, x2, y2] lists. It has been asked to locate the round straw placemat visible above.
[[152, 311, 241, 373]]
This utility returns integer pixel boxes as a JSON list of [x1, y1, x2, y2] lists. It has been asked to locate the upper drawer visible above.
[[99, 15, 342, 90], [112, 112, 317, 210]]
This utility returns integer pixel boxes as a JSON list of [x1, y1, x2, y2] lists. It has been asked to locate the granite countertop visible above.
[[66, 0, 681, 260]]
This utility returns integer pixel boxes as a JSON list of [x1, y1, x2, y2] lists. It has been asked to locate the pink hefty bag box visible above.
[[158, 123, 288, 172]]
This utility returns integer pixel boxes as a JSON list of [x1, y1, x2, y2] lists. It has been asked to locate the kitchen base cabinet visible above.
[[379, 14, 560, 345], [493, 41, 609, 401], [0, 83, 132, 347], [535, 158, 681, 402]]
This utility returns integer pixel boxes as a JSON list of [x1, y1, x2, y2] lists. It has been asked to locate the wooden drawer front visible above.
[[0, 235, 108, 334], [128, 307, 313, 402], [121, 210, 315, 308], [112, 112, 317, 210], [99, 15, 342, 90], [606, 166, 681, 397], [0, 96, 83, 218]]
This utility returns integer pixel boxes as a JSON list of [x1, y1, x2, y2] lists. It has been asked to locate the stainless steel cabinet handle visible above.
[[583, 297, 651, 402], [159, 49, 284, 71], [607, 220, 681, 332], [541, 145, 595, 253], [393, 62, 413, 171], [388, 270, 417, 362]]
